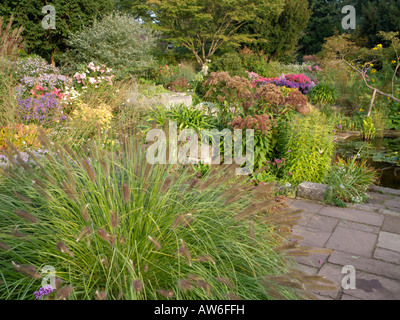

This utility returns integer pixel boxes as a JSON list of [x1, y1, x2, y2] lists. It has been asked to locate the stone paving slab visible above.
[[328, 250, 400, 281], [316, 263, 343, 299], [366, 192, 393, 204], [325, 226, 378, 257], [341, 271, 400, 300], [289, 199, 324, 214], [289, 196, 400, 300], [294, 251, 331, 269], [318, 207, 384, 226], [337, 220, 380, 234], [304, 214, 339, 232], [378, 208, 400, 217], [384, 198, 400, 209], [370, 186, 400, 196], [292, 225, 332, 247], [377, 232, 400, 252], [316, 260, 400, 300], [295, 212, 315, 227], [382, 215, 400, 234], [341, 294, 362, 300], [373, 247, 400, 265]]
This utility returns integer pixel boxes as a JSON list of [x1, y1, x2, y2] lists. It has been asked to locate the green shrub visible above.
[[209, 52, 248, 77], [0, 135, 330, 300], [59, 12, 159, 79], [279, 110, 336, 185], [308, 83, 338, 106], [146, 104, 215, 132], [324, 155, 377, 206]]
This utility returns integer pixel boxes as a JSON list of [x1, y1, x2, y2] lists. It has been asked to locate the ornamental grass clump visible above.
[[325, 155, 378, 207], [0, 133, 336, 300]]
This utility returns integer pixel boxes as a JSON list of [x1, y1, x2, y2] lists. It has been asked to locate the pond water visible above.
[[336, 136, 400, 190]]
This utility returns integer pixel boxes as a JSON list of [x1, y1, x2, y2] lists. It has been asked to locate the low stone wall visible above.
[[161, 93, 192, 109], [296, 181, 327, 201]]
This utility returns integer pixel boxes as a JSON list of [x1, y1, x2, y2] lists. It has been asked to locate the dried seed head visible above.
[[215, 277, 235, 289], [61, 181, 78, 201], [11, 226, 28, 239], [178, 239, 192, 266], [12, 261, 41, 279], [76, 226, 93, 242], [120, 236, 126, 245], [177, 279, 193, 292], [171, 213, 193, 229], [95, 290, 107, 300], [110, 210, 119, 229], [56, 242, 74, 257], [80, 204, 90, 222], [226, 293, 241, 300], [55, 277, 64, 289], [158, 289, 174, 298], [129, 259, 135, 271], [108, 234, 116, 246], [0, 241, 11, 251], [122, 183, 130, 203], [97, 228, 115, 245], [148, 236, 162, 251], [132, 279, 143, 292], [57, 285, 73, 300], [195, 280, 211, 294], [13, 209, 38, 224], [196, 255, 215, 265], [82, 158, 96, 182], [12, 191, 32, 204], [249, 220, 255, 239], [187, 274, 203, 282], [101, 258, 109, 269], [100, 156, 109, 177], [143, 264, 149, 273]]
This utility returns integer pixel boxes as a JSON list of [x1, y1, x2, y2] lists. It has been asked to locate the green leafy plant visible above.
[[278, 110, 336, 185], [362, 116, 376, 141], [0, 135, 334, 300], [146, 104, 214, 132], [308, 83, 338, 106], [325, 154, 378, 206]]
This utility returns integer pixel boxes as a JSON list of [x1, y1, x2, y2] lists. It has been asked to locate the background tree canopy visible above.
[[0, 0, 114, 64], [1, 0, 400, 66]]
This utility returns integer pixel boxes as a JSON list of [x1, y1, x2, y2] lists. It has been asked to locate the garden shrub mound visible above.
[[0, 135, 334, 300], [284, 91, 310, 116], [255, 83, 285, 106]]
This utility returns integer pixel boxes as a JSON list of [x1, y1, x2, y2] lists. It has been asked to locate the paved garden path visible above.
[[287, 189, 400, 300]]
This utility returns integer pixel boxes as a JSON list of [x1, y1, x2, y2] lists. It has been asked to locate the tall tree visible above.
[[297, 0, 344, 56], [0, 0, 114, 65], [142, 0, 284, 66], [359, 0, 400, 47], [242, 0, 311, 61]]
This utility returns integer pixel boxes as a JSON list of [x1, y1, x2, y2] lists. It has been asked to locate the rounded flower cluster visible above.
[[255, 83, 285, 106], [71, 102, 113, 133], [73, 62, 114, 87], [252, 73, 315, 94], [34, 286, 54, 300]]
